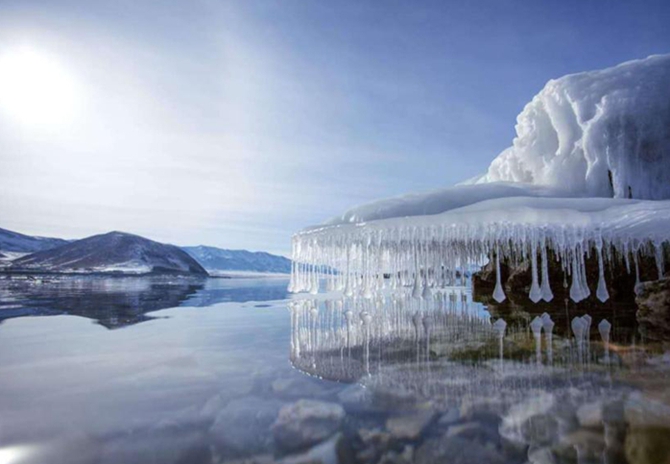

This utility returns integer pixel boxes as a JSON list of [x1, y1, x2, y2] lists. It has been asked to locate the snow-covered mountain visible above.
[[0, 227, 69, 253], [10, 231, 208, 276], [182, 245, 290, 274]]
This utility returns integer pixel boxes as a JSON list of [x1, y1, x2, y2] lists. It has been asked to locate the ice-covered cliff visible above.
[[290, 55, 670, 304], [482, 54, 670, 200]]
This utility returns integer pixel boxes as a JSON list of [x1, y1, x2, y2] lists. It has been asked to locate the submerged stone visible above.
[[272, 399, 345, 453]]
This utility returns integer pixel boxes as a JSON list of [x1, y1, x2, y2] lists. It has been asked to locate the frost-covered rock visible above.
[[483, 54, 670, 200]]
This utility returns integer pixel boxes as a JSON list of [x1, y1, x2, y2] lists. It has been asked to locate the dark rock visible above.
[[446, 421, 500, 447], [473, 248, 665, 310], [415, 436, 506, 464], [385, 409, 436, 441], [625, 426, 670, 464], [278, 433, 353, 464], [636, 278, 670, 341]]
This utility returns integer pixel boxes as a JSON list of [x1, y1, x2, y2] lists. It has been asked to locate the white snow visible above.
[[290, 55, 670, 303], [481, 54, 670, 200]]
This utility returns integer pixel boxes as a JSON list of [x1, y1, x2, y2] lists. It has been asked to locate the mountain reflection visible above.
[[0, 276, 289, 328]]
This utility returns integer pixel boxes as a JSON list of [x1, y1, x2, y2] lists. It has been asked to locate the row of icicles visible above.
[[289, 231, 667, 303]]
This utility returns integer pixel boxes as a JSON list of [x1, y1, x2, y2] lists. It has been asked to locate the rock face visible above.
[[473, 249, 664, 310], [272, 400, 345, 453], [0, 226, 68, 253], [9, 231, 208, 276], [636, 278, 670, 341]]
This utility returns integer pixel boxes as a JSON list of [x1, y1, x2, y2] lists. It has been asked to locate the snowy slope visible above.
[[10, 231, 208, 276], [482, 54, 670, 199], [182, 245, 291, 274], [0, 227, 69, 253]]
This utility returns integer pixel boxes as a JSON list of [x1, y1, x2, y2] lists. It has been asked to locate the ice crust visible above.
[[290, 55, 670, 303]]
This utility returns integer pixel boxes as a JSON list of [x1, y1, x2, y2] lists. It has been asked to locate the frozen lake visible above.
[[0, 276, 668, 464]]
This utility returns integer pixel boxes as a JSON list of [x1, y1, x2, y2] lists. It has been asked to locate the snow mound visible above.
[[321, 182, 573, 227], [482, 54, 670, 200]]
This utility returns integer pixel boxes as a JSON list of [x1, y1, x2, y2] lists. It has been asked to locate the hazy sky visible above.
[[0, 0, 668, 255]]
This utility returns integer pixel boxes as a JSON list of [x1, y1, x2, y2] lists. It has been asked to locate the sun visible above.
[[0, 46, 80, 127]]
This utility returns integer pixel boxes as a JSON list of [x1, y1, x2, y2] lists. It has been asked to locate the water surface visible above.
[[0, 277, 668, 464]]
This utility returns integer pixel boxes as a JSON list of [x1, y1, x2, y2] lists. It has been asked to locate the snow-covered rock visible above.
[[482, 54, 670, 200]]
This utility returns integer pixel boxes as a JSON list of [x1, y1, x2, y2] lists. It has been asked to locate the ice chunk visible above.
[[483, 55, 670, 200]]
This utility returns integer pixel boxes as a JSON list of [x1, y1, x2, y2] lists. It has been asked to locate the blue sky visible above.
[[0, 0, 668, 255]]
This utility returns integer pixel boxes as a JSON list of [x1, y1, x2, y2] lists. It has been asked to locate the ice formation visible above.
[[482, 54, 670, 200], [290, 55, 670, 304], [289, 196, 670, 302]]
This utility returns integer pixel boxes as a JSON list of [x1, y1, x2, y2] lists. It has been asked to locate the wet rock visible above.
[[415, 435, 506, 464], [370, 384, 419, 411], [499, 392, 557, 446], [271, 376, 338, 400], [577, 401, 604, 428], [527, 446, 558, 464], [625, 426, 670, 464], [377, 445, 414, 464], [355, 429, 392, 463], [219, 454, 275, 464], [636, 278, 670, 342], [561, 429, 605, 460], [437, 408, 460, 427], [272, 399, 345, 453], [446, 421, 499, 445], [279, 433, 353, 464], [386, 409, 436, 441], [337, 384, 375, 413], [209, 397, 283, 457], [625, 391, 670, 429]]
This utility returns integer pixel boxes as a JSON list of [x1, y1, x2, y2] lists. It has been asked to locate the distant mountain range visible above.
[[0, 227, 290, 276], [9, 231, 208, 276], [0, 227, 69, 253], [182, 245, 291, 274]]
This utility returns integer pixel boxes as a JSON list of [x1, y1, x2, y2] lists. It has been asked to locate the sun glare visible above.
[[0, 46, 80, 127]]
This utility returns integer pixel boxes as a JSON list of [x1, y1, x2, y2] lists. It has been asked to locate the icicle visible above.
[[493, 245, 506, 303], [493, 318, 507, 366], [529, 239, 542, 303], [569, 253, 583, 302], [655, 242, 665, 280], [596, 243, 610, 302], [598, 319, 611, 344], [530, 316, 543, 363], [540, 239, 553, 302], [633, 249, 641, 290]]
